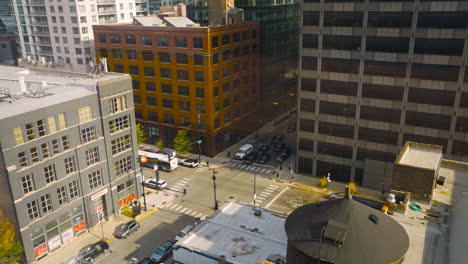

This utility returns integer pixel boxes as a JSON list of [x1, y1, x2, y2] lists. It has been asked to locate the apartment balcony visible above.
[[29, 10, 47, 16], [33, 20, 49, 25], [35, 40, 52, 45], [97, 0, 116, 5], [99, 19, 118, 24], [37, 49, 53, 55], [32, 31, 50, 36], [98, 9, 116, 15], [26, 0, 45, 5]]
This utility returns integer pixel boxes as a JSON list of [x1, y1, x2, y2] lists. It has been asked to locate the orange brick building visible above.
[[93, 18, 260, 156]]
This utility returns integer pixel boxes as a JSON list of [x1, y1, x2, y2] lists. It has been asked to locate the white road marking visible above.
[[259, 193, 270, 198], [173, 205, 183, 211], [185, 209, 193, 215], [195, 213, 203, 218], [259, 168, 266, 173], [265, 170, 271, 174], [240, 165, 247, 169], [265, 186, 289, 209], [180, 208, 188, 214]]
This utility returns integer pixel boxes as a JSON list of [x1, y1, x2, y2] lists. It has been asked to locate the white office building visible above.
[[13, 0, 147, 73]]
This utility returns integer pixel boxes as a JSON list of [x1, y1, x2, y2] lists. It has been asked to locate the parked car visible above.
[[175, 225, 194, 241], [151, 240, 174, 262], [75, 241, 109, 262], [271, 134, 284, 144], [256, 153, 271, 164], [287, 123, 296, 132], [272, 143, 286, 153], [144, 178, 167, 190], [235, 144, 254, 160], [179, 158, 199, 168], [243, 152, 258, 165], [115, 220, 140, 239], [276, 147, 292, 162]]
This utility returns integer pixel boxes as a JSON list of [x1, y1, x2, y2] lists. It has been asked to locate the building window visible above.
[[36, 120, 47, 137], [160, 68, 171, 79], [57, 186, 67, 205], [58, 113, 67, 130], [64, 156, 76, 174], [176, 54, 188, 64], [223, 66, 229, 78], [115, 156, 132, 176], [114, 64, 124, 73], [179, 101, 190, 112], [163, 99, 173, 109], [111, 135, 131, 155], [143, 51, 153, 61], [52, 139, 60, 154], [40, 194, 52, 214], [129, 65, 139, 75], [44, 164, 56, 184], [145, 81, 156, 92], [113, 49, 122, 59], [144, 67, 155, 77], [158, 36, 169, 47], [147, 96, 157, 106], [48, 116, 57, 134], [214, 86, 219, 97], [175, 37, 187, 48], [62, 135, 71, 150], [148, 111, 158, 122], [110, 34, 120, 44], [177, 70, 189, 81], [22, 174, 35, 194], [196, 103, 205, 114], [164, 113, 174, 124], [78, 106, 93, 123], [126, 35, 136, 45], [161, 84, 172, 94], [159, 52, 170, 63], [69, 181, 79, 199], [222, 34, 230, 46], [85, 147, 100, 166], [30, 147, 40, 164], [194, 55, 203, 66], [178, 85, 189, 96], [98, 34, 106, 43], [41, 143, 51, 159], [196, 87, 204, 98], [212, 36, 219, 48], [193, 37, 203, 49], [109, 116, 130, 134], [195, 71, 204, 82], [88, 170, 103, 190], [223, 51, 231, 61], [224, 98, 231, 108], [109, 96, 127, 114], [141, 35, 152, 46], [26, 123, 35, 141], [242, 31, 250, 41], [133, 95, 141, 105], [148, 126, 159, 139], [81, 126, 97, 143], [27, 201, 39, 220], [14, 127, 23, 145]]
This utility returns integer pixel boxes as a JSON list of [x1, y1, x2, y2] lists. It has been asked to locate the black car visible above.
[[276, 147, 292, 162], [76, 241, 109, 262], [243, 152, 258, 165], [272, 143, 286, 153], [256, 153, 271, 164], [258, 144, 270, 152], [115, 220, 140, 239], [271, 134, 284, 144]]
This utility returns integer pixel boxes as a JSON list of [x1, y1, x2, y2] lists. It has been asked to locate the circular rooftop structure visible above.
[[285, 197, 409, 264]]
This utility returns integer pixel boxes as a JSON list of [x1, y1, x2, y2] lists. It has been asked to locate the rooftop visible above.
[[433, 159, 468, 205], [397, 142, 443, 170], [177, 202, 287, 264], [0, 65, 128, 119]]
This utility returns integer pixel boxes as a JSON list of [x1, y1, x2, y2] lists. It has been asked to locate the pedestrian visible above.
[[276, 172, 280, 180], [206, 160, 210, 167]]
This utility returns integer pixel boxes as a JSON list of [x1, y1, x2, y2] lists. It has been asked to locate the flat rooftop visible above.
[[397, 142, 443, 170], [0, 65, 128, 119], [178, 202, 287, 264], [433, 159, 468, 205]]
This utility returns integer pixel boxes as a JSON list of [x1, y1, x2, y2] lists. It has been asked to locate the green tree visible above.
[[0, 210, 24, 264], [156, 139, 165, 151], [136, 124, 146, 145], [319, 176, 328, 188], [173, 130, 192, 155]]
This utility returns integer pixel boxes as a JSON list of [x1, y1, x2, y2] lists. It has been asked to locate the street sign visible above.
[[153, 165, 158, 171], [140, 155, 147, 163], [254, 193, 257, 200]]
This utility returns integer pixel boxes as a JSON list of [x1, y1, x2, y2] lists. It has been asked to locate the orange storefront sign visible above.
[[73, 221, 86, 234], [34, 243, 48, 258], [118, 197, 127, 208], [127, 193, 136, 202]]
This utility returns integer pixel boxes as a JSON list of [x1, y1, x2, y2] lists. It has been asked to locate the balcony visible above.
[[29, 10, 47, 16], [97, 0, 116, 5], [35, 40, 52, 45], [99, 19, 118, 24], [37, 49, 53, 55], [32, 31, 50, 36], [33, 20, 49, 25], [26, 0, 45, 5], [98, 9, 116, 15]]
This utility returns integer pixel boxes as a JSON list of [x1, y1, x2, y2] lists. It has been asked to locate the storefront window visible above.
[[46, 220, 61, 252]]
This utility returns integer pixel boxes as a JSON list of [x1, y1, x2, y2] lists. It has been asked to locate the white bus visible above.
[[138, 150, 178, 172]]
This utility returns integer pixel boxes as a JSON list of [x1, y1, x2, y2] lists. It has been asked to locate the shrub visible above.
[[121, 205, 135, 218], [349, 182, 358, 194], [319, 176, 328, 188]]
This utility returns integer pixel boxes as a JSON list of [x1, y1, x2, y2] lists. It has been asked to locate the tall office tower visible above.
[[12, 0, 147, 73], [297, 0, 468, 190], [0, 65, 141, 263], [0, 0, 17, 33], [235, 0, 300, 121], [161, 0, 208, 24], [93, 15, 260, 156]]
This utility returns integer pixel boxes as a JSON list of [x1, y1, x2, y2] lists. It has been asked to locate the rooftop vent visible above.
[[369, 214, 379, 224]]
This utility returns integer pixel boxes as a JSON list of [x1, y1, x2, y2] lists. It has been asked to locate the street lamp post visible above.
[[253, 173, 257, 206], [154, 165, 159, 194], [212, 169, 218, 210], [139, 156, 148, 211], [197, 115, 202, 163]]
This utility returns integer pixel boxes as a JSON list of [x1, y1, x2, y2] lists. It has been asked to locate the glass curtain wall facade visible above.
[[298, 0, 468, 189]]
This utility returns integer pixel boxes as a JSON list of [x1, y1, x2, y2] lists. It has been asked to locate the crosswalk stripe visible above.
[[240, 165, 246, 169], [265, 170, 271, 174], [259, 193, 270, 198], [229, 163, 236, 167], [267, 185, 279, 190], [260, 168, 266, 173], [168, 204, 177, 210], [189, 211, 198, 217], [254, 167, 261, 172], [195, 213, 203, 218], [172, 205, 181, 211], [185, 209, 193, 215], [180, 208, 188, 214]]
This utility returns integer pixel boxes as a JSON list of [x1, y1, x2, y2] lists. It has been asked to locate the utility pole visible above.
[[212, 169, 218, 210], [139, 156, 147, 211], [253, 173, 257, 206], [197, 114, 202, 163], [154, 165, 159, 194]]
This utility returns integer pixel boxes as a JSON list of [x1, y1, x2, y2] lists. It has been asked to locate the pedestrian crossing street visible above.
[[253, 184, 279, 205], [163, 202, 207, 220], [226, 160, 274, 175]]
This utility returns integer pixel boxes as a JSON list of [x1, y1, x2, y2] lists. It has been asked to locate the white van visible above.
[[235, 144, 254, 160], [175, 225, 194, 241]]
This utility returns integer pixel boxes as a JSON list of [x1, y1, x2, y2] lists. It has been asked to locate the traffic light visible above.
[[197, 140, 202, 144]]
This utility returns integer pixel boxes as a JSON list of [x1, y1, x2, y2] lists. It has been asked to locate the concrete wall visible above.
[[392, 164, 435, 202]]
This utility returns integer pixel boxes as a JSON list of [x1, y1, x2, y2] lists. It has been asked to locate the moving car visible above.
[[179, 158, 199, 168], [115, 220, 140, 239], [258, 144, 270, 152], [175, 225, 194, 241], [272, 143, 286, 153], [144, 178, 167, 190], [235, 144, 254, 160], [75, 241, 109, 262], [256, 153, 271, 164], [150, 240, 174, 262], [243, 152, 258, 165]]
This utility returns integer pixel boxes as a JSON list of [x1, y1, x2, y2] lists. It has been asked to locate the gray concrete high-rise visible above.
[[297, 0, 468, 190], [0, 65, 141, 263]]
